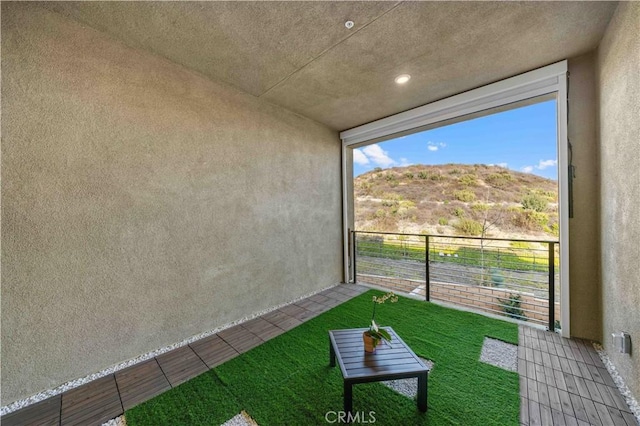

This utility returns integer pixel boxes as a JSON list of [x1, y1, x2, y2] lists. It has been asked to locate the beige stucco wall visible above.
[[596, 2, 640, 399], [567, 54, 603, 342], [1, 3, 342, 405]]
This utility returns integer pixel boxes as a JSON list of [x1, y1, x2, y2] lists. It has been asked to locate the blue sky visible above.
[[353, 99, 558, 180]]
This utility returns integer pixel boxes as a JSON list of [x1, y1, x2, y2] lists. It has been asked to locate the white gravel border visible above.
[[382, 358, 434, 398], [102, 415, 126, 426], [592, 342, 640, 424], [221, 411, 259, 426], [479, 337, 518, 372], [0, 283, 342, 416]]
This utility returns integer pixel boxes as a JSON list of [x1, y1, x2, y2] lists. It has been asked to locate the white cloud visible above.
[[427, 141, 446, 152], [400, 158, 412, 166], [521, 166, 534, 173], [536, 159, 557, 170], [353, 149, 369, 165], [362, 144, 396, 167]]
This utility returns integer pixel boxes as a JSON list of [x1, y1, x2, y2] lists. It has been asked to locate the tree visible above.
[[472, 190, 505, 286]]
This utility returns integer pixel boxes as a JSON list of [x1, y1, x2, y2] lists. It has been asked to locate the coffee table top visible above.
[[329, 327, 429, 380]]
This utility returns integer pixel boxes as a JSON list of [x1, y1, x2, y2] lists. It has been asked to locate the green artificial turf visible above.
[[126, 290, 519, 426]]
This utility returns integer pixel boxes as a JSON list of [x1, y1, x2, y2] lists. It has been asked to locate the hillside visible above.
[[354, 164, 558, 239]]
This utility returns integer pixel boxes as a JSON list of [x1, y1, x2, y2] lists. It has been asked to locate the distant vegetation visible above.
[[354, 163, 558, 239]]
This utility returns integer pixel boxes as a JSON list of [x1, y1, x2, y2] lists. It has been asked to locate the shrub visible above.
[[404, 172, 415, 179], [454, 189, 476, 202], [458, 174, 478, 186], [453, 207, 465, 217], [429, 173, 444, 181], [373, 167, 382, 172], [454, 218, 483, 236], [471, 203, 490, 212], [392, 200, 417, 219], [384, 173, 397, 182], [358, 182, 373, 195], [418, 171, 429, 179], [521, 192, 547, 212], [449, 168, 462, 175], [497, 294, 527, 321], [438, 217, 449, 226], [511, 210, 549, 231]]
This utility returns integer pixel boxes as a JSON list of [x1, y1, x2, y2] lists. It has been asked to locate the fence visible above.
[[351, 230, 560, 329]]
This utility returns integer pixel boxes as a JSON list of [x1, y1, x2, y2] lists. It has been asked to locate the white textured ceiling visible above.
[[43, 1, 617, 130]]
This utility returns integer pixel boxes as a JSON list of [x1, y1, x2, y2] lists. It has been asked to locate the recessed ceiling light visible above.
[[395, 74, 411, 84]]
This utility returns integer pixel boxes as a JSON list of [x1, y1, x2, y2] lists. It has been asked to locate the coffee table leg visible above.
[[344, 381, 353, 418], [329, 338, 336, 367], [417, 372, 428, 412]]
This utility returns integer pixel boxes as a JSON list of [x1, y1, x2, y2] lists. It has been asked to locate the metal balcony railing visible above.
[[350, 230, 560, 330]]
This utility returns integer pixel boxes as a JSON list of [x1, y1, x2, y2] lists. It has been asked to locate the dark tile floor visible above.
[[2, 284, 636, 426]]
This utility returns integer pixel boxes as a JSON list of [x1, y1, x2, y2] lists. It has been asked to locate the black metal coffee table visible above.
[[329, 327, 429, 415]]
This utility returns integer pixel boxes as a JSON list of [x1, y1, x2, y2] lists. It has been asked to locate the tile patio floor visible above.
[[518, 326, 637, 426], [2, 284, 636, 426]]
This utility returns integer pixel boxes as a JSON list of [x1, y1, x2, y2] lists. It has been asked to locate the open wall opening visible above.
[[341, 61, 570, 336]]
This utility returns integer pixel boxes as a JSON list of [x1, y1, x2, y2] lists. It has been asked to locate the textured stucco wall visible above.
[[567, 54, 602, 342], [1, 3, 342, 404], [596, 2, 640, 399]]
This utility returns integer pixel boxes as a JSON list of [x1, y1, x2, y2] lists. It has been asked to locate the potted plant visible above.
[[363, 292, 399, 353]]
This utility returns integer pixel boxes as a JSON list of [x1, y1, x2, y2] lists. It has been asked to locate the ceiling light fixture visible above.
[[395, 74, 411, 84]]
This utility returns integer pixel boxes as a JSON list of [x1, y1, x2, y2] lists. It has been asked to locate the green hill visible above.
[[354, 164, 558, 239]]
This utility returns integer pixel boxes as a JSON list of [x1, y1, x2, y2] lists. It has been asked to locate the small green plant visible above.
[[373, 167, 382, 172], [418, 171, 429, 179], [404, 172, 414, 179], [454, 189, 476, 202], [384, 173, 397, 182], [438, 217, 449, 226], [364, 292, 399, 350], [453, 207, 465, 217], [497, 294, 527, 321], [429, 173, 444, 181]]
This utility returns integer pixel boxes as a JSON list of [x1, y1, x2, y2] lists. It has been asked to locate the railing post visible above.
[[425, 235, 430, 302], [353, 231, 357, 284], [548, 242, 555, 331]]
